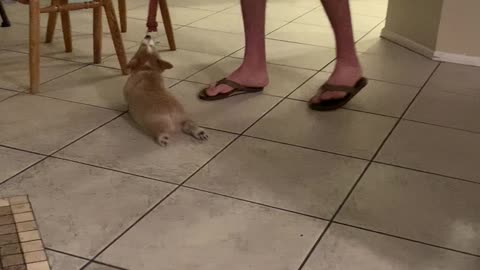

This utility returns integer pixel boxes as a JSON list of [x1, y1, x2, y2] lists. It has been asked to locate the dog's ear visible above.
[[126, 56, 139, 71], [157, 59, 173, 70]]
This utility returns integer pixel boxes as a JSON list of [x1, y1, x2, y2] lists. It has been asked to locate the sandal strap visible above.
[[321, 83, 357, 94], [321, 78, 368, 94], [216, 78, 243, 90]]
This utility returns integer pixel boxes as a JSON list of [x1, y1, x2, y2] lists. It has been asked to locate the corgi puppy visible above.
[[123, 35, 208, 146]]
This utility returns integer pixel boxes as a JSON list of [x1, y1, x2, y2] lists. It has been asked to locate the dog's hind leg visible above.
[[182, 120, 208, 141]]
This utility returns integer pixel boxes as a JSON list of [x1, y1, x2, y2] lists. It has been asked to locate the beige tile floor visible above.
[[0, 0, 479, 269]]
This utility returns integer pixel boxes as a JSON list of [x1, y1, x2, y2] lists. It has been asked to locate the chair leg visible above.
[[29, 0, 41, 93], [103, 0, 127, 74], [118, 0, 126, 33], [93, 2, 102, 64], [59, 0, 72, 52], [158, 0, 175, 51], [0, 1, 11, 27], [45, 0, 59, 43]]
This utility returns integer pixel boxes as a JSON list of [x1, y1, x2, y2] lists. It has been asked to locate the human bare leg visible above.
[[311, 0, 363, 103], [204, 0, 269, 97]]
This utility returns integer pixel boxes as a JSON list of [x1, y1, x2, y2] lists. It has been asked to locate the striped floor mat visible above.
[[0, 195, 50, 270]]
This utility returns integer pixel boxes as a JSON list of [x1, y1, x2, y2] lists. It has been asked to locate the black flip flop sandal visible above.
[[309, 77, 368, 111], [198, 78, 264, 101]]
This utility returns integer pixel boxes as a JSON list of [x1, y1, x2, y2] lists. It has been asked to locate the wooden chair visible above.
[[0, 0, 11, 27], [46, 0, 126, 34], [18, 0, 128, 93]]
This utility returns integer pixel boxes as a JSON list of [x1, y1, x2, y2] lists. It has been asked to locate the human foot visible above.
[[310, 63, 363, 104], [204, 65, 269, 97]]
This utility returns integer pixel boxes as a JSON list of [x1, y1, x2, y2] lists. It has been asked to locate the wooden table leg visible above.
[[118, 0, 127, 33], [103, 0, 127, 74], [93, 1, 102, 64], [0, 1, 11, 27], [158, 0, 176, 50], [29, 0, 41, 93]]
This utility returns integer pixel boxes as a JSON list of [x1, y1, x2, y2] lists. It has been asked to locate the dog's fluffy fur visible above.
[[124, 36, 208, 146]]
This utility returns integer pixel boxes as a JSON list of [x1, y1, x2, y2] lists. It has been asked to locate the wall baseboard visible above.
[[381, 29, 480, 67], [381, 29, 435, 58], [432, 51, 480, 67]]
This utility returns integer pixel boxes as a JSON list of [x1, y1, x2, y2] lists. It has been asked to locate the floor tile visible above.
[[189, 57, 316, 97], [355, 23, 406, 56], [39, 65, 129, 111], [415, 63, 480, 94], [290, 72, 419, 117], [0, 158, 175, 257], [84, 262, 120, 270], [0, 51, 85, 92], [170, 82, 281, 133], [128, 5, 215, 25], [190, 12, 287, 34], [288, 0, 321, 9], [405, 63, 480, 132], [123, 0, 149, 10], [0, 89, 17, 102], [294, 8, 384, 32], [0, 23, 63, 49], [187, 136, 367, 218], [6, 6, 95, 34], [0, 146, 43, 184], [0, 94, 120, 154], [47, 250, 87, 270], [376, 121, 480, 183], [222, 2, 312, 22], [267, 22, 365, 48], [118, 18, 182, 43], [101, 47, 222, 80], [49, 11, 95, 34], [56, 115, 236, 183], [303, 223, 480, 270], [349, 1, 388, 18], [246, 99, 396, 159], [8, 34, 137, 64], [170, 0, 237, 11], [324, 51, 439, 87], [233, 39, 336, 70], [336, 163, 480, 254], [97, 188, 326, 270], [172, 27, 245, 56]]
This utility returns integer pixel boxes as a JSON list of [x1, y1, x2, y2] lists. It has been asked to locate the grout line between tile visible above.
[[5, 6, 477, 268], [296, 62, 442, 269], [34, 93, 126, 113], [0, 89, 23, 103], [0, 144, 47, 157], [333, 222, 480, 258], [80, 132, 242, 269], [182, 186, 330, 222], [373, 161, 480, 186], [44, 248, 91, 263], [81, 17, 333, 262], [49, 155, 180, 186], [402, 118, 480, 135], [241, 134, 369, 161], [0, 112, 126, 189], [46, 247, 129, 269]]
